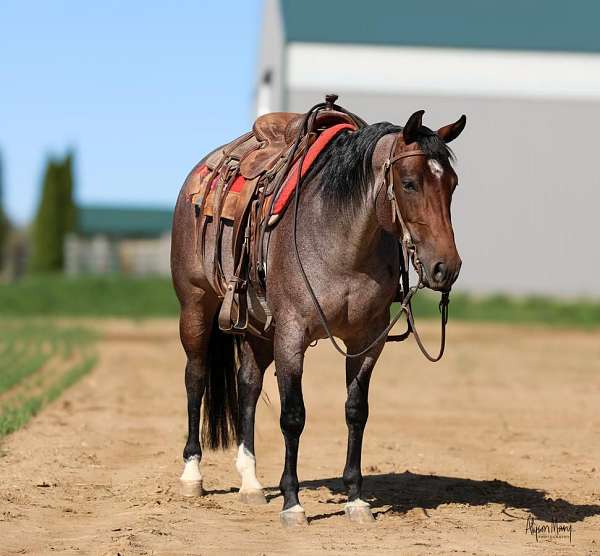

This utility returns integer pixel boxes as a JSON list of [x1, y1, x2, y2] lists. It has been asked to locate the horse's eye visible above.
[[402, 180, 417, 192]]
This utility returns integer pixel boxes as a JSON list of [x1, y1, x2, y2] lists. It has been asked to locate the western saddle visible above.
[[191, 94, 365, 337]]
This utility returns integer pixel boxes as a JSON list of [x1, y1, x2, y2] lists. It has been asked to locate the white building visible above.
[[257, 0, 600, 296]]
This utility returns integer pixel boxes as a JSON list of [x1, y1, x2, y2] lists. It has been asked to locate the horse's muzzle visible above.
[[424, 258, 462, 291]]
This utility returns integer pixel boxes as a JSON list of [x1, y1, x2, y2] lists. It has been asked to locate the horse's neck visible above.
[[302, 133, 399, 271], [317, 183, 392, 272]]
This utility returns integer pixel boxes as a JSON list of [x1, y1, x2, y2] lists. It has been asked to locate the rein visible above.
[[290, 101, 450, 361]]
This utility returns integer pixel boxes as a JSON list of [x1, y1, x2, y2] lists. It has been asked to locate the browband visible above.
[[389, 149, 427, 164]]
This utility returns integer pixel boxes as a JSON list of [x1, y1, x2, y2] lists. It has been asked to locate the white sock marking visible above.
[[236, 443, 263, 492], [180, 456, 202, 483]]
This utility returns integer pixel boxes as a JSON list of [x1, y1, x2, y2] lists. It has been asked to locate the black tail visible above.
[[201, 316, 239, 450]]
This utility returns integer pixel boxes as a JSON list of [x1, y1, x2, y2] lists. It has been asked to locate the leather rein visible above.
[[290, 104, 450, 361]]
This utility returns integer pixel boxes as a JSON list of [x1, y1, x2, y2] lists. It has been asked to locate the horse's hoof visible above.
[[239, 489, 267, 505], [345, 500, 375, 524], [280, 505, 308, 528], [180, 479, 204, 497], [180, 457, 203, 497]]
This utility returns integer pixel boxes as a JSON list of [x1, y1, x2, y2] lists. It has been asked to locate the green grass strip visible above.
[[0, 355, 97, 438], [0, 351, 48, 394], [0, 274, 179, 317], [407, 291, 600, 329], [0, 323, 96, 396], [0, 397, 44, 438], [1, 275, 600, 328]]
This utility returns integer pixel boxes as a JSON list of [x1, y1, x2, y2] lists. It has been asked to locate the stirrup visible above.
[[218, 276, 249, 334]]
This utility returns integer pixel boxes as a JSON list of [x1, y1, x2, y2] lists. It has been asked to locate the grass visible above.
[[409, 291, 600, 329], [0, 358, 100, 438], [0, 274, 179, 317], [1, 274, 600, 328], [0, 320, 97, 438]]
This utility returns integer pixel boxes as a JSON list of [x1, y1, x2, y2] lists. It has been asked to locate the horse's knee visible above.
[[280, 403, 305, 437], [345, 397, 368, 428]]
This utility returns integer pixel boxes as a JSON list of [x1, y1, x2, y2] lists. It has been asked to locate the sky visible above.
[[0, 0, 262, 224]]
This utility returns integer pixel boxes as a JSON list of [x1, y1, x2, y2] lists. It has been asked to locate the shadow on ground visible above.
[[289, 471, 600, 523]]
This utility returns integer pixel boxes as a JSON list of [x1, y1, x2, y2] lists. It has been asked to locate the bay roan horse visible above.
[[171, 109, 466, 526]]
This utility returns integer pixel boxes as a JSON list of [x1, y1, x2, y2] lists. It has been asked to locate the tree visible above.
[[29, 152, 76, 273], [63, 151, 76, 234], [0, 151, 10, 272]]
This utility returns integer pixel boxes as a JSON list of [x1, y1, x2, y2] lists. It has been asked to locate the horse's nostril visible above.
[[432, 261, 447, 283]]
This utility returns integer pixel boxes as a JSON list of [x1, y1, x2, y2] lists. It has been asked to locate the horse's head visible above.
[[390, 110, 466, 291]]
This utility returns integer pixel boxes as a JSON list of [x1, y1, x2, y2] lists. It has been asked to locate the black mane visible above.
[[310, 122, 454, 214]]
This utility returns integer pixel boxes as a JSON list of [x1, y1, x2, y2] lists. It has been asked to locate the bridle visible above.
[[379, 134, 450, 362], [287, 100, 450, 361]]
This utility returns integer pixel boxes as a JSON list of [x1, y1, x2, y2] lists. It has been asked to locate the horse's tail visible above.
[[201, 316, 239, 450]]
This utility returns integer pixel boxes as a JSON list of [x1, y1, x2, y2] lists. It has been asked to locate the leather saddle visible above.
[[192, 97, 364, 336], [200, 109, 357, 225], [204, 110, 357, 180]]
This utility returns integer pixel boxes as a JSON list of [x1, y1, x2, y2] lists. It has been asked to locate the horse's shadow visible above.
[[270, 471, 600, 523]]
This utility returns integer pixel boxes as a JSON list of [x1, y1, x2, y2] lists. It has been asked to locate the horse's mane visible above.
[[309, 122, 454, 214]]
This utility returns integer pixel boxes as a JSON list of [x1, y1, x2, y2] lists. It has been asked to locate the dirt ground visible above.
[[1, 319, 600, 555]]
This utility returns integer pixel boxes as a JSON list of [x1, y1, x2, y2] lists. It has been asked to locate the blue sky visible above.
[[0, 0, 262, 224]]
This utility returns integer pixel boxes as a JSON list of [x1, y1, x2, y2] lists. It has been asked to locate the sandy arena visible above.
[[1, 319, 599, 555]]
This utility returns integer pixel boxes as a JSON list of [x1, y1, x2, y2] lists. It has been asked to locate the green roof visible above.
[[77, 206, 172, 238], [281, 0, 600, 53]]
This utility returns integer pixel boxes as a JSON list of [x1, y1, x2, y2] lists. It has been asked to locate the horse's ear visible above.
[[403, 110, 425, 145], [437, 115, 467, 143]]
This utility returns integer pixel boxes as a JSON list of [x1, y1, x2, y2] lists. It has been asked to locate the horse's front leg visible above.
[[342, 338, 385, 523], [274, 327, 308, 527], [236, 336, 273, 505]]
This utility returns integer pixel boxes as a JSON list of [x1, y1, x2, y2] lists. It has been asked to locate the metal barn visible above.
[[257, 0, 600, 296]]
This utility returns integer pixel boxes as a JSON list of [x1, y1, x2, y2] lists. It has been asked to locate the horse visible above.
[[170, 107, 466, 526]]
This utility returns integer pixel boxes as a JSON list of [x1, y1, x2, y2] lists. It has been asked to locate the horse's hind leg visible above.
[[179, 296, 217, 497], [342, 339, 385, 523], [236, 336, 273, 505]]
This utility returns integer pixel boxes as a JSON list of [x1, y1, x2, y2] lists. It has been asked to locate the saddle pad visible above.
[[192, 165, 246, 193], [192, 122, 356, 221], [190, 168, 246, 220], [269, 122, 356, 223]]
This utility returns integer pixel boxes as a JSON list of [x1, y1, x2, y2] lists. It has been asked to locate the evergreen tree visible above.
[[29, 152, 76, 272], [0, 151, 10, 272], [60, 150, 76, 235]]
